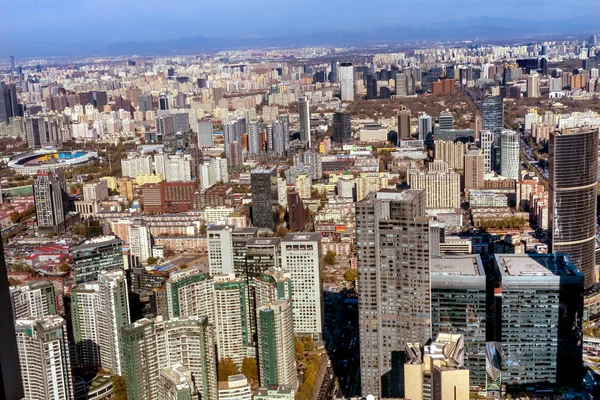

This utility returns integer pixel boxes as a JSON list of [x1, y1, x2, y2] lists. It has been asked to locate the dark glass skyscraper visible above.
[[0, 83, 19, 123], [0, 239, 25, 399], [549, 128, 598, 288], [250, 167, 278, 231], [482, 96, 504, 172], [366, 74, 377, 100], [332, 111, 351, 143]]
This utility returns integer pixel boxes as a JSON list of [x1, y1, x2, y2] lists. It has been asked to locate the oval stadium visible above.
[[8, 149, 98, 175]]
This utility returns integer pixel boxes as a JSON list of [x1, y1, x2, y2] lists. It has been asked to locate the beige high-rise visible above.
[[464, 148, 484, 190]]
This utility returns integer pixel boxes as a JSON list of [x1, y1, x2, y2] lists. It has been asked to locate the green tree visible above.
[[199, 224, 207, 235], [72, 224, 87, 237], [241, 357, 259, 384], [276, 225, 289, 237], [59, 263, 71, 272], [344, 269, 358, 282], [323, 250, 336, 266], [146, 257, 159, 265], [295, 337, 305, 355], [112, 375, 128, 400], [218, 358, 239, 381]]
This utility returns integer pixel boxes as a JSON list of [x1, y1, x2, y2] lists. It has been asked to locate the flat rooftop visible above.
[[281, 232, 321, 242], [495, 254, 579, 277], [375, 188, 423, 201], [247, 238, 280, 246], [431, 255, 484, 276]]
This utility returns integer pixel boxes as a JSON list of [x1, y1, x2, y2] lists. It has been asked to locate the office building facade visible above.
[[500, 130, 519, 181], [332, 111, 352, 143], [72, 236, 123, 283], [549, 128, 598, 288], [298, 96, 311, 146], [251, 167, 278, 231], [340, 63, 355, 101]]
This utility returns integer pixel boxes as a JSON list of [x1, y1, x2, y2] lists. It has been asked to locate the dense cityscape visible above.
[[1, 26, 600, 400]]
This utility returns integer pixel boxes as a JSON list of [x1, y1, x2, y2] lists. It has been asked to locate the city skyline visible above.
[[1, 15, 600, 58]]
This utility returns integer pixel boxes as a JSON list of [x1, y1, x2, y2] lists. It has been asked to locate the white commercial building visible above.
[[500, 130, 520, 181], [208, 225, 234, 275], [281, 233, 323, 340], [340, 63, 355, 101]]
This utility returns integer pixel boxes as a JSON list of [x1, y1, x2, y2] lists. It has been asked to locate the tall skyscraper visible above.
[[357, 189, 432, 397], [0, 239, 24, 399], [10, 280, 56, 320], [366, 74, 378, 100], [165, 266, 215, 320], [480, 129, 493, 173], [549, 128, 598, 288], [121, 316, 217, 400], [526, 73, 540, 98], [71, 236, 123, 283], [298, 96, 311, 146], [330, 61, 338, 83], [0, 82, 19, 123], [464, 148, 484, 190], [138, 93, 153, 112], [340, 63, 355, 101], [208, 225, 235, 276], [257, 299, 297, 388], [398, 108, 411, 140], [281, 233, 323, 340], [482, 96, 504, 172], [34, 169, 68, 234], [71, 270, 130, 374], [250, 167, 278, 231], [198, 119, 214, 148], [500, 130, 520, 181], [15, 316, 73, 400], [418, 114, 433, 142], [332, 111, 351, 143]]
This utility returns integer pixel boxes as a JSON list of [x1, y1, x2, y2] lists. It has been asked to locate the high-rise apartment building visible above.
[[138, 93, 153, 112], [208, 225, 235, 276], [158, 364, 197, 399], [257, 299, 297, 388], [464, 148, 485, 190], [0, 239, 23, 399], [247, 120, 262, 157], [340, 63, 355, 101], [482, 96, 503, 172], [549, 128, 598, 288], [165, 267, 215, 320], [121, 316, 217, 400], [10, 280, 56, 320], [408, 161, 461, 209], [251, 167, 278, 231], [332, 111, 352, 143], [72, 236, 123, 283], [366, 74, 378, 100], [357, 189, 432, 397], [71, 270, 130, 374], [480, 130, 493, 173], [431, 255, 487, 388], [500, 130, 520, 181], [281, 233, 323, 340], [298, 96, 311, 146], [434, 140, 467, 170], [15, 316, 74, 400], [128, 221, 152, 265], [214, 274, 250, 367], [34, 169, 68, 233]]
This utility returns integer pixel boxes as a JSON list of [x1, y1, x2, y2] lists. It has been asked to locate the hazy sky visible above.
[[2, 0, 599, 42]]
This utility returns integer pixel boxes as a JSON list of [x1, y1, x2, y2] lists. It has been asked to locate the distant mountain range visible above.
[[2, 16, 598, 59]]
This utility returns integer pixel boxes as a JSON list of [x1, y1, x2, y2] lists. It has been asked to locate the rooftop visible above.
[[495, 254, 580, 277], [247, 237, 280, 246], [431, 255, 484, 276], [281, 232, 322, 242]]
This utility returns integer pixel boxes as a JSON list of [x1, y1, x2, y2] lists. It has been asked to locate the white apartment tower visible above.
[[15, 316, 74, 400], [280, 233, 323, 340]]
